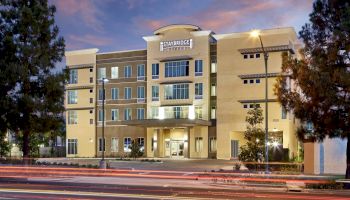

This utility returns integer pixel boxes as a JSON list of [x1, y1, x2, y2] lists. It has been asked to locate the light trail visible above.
[[0, 165, 328, 178], [0, 167, 331, 184]]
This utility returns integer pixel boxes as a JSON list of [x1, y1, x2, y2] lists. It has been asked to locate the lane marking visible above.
[[0, 188, 213, 200]]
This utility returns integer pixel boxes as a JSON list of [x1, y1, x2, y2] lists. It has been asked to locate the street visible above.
[[0, 166, 349, 199]]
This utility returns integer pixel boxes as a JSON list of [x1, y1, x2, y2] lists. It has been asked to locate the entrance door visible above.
[[231, 140, 239, 158], [170, 141, 184, 158]]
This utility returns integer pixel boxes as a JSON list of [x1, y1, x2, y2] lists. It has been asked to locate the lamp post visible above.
[[99, 77, 108, 169], [251, 30, 269, 174]]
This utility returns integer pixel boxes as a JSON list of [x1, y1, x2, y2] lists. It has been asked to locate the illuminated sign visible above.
[[160, 39, 193, 51]]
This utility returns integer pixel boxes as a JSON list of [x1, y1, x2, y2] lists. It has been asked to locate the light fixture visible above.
[[250, 29, 261, 38], [267, 142, 271, 146], [273, 141, 279, 147], [273, 128, 278, 132], [256, 138, 260, 143]]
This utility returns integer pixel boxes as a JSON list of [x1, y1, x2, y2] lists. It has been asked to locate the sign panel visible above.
[[160, 39, 193, 51]]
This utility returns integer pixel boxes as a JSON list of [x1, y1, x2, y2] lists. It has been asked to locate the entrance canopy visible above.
[[122, 119, 211, 127]]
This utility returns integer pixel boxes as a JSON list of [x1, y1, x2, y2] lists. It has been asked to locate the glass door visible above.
[[171, 141, 184, 158]]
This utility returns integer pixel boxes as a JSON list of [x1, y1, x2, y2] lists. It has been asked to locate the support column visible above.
[[184, 127, 190, 158]]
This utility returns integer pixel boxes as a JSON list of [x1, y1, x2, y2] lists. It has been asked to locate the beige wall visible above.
[[144, 27, 212, 121], [214, 28, 299, 159], [65, 49, 98, 157]]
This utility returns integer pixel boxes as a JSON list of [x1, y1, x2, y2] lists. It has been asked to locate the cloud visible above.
[[131, 0, 313, 34], [52, 0, 104, 32], [67, 34, 113, 50]]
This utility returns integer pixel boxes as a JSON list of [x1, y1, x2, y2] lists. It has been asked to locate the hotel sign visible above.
[[160, 39, 193, 51]]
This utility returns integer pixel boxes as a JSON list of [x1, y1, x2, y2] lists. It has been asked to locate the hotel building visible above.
[[65, 24, 299, 160]]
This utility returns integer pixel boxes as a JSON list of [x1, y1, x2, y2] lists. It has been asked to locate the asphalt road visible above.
[[1, 176, 350, 200], [0, 166, 349, 199]]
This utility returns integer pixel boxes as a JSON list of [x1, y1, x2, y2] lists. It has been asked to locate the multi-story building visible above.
[[65, 24, 299, 160]]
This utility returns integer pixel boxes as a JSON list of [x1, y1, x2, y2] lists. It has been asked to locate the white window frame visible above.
[[111, 109, 119, 121], [124, 87, 132, 100], [111, 88, 119, 100], [67, 139, 78, 154], [67, 90, 78, 104], [137, 64, 145, 81], [195, 137, 203, 153], [124, 137, 131, 152], [111, 137, 119, 152], [111, 66, 119, 79], [98, 68, 106, 80], [68, 110, 78, 124]]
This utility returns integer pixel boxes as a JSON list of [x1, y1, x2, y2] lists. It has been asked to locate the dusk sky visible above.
[[51, 0, 313, 63]]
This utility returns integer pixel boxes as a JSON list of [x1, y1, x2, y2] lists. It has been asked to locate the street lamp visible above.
[[99, 77, 108, 169], [250, 29, 269, 174]]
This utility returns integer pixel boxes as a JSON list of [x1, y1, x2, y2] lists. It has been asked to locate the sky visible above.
[[50, 0, 314, 67]]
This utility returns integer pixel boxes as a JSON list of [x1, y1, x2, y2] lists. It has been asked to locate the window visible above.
[[124, 108, 131, 120], [282, 107, 287, 119], [152, 63, 159, 79], [68, 111, 77, 124], [90, 77, 93, 83], [164, 84, 189, 100], [256, 79, 260, 83], [195, 137, 203, 152], [231, 140, 239, 158], [90, 89, 93, 93], [195, 60, 203, 76], [211, 83, 216, 96], [249, 54, 254, 58], [256, 53, 260, 58], [249, 79, 254, 84], [111, 138, 118, 152], [90, 110, 93, 114], [195, 106, 203, 119], [124, 87, 132, 100], [306, 121, 313, 131], [249, 104, 254, 108], [124, 137, 131, 152], [90, 119, 93, 124], [98, 109, 105, 122], [151, 107, 159, 119], [152, 86, 159, 101], [98, 68, 106, 80], [211, 106, 216, 119], [173, 106, 188, 119], [211, 60, 217, 73], [137, 108, 145, 120], [90, 98, 93, 103], [98, 89, 105, 101], [111, 67, 119, 79], [137, 86, 145, 102], [243, 54, 248, 59], [67, 139, 77, 154], [90, 68, 93, 72], [124, 66, 132, 78], [137, 64, 145, 81], [209, 137, 217, 152], [98, 137, 105, 152], [111, 88, 119, 100], [111, 109, 119, 121], [67, 90, 77, 104], [69, 69, 78, 84], [164, 60, 189, 77], [138, 137, 145, 152], [195, 83, 203, 99]]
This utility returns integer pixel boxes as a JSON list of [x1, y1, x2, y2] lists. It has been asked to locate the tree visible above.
[[129, 139, 143, 159], [275, 0, 350, 184], [0, 0, 65, 162], [0, 132, 10, 157], [238, 107, 266, 162]]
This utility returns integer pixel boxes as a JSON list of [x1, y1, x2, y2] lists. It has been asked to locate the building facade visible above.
[[65, 24, 299, 160]]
